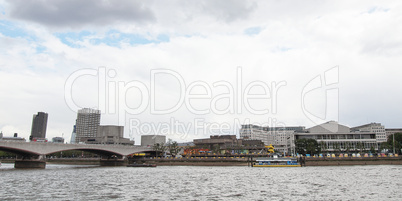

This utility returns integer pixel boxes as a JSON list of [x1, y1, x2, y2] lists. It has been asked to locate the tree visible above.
[[153, 142, 166, 156], [212, 144, 220, 154], [345, 142, 351, 154], [320, 141, 327, 155], [379, 142, 388, 153], [333, 142, 341, 155], [166, 139, 181, 157], [295, 139, 307, 155], [225, 147, 232, 156], [370, 146, 376, 154], [307, 139, 320, 155], [0, 151, 16, 158], [356, 142, 363, 154], [386, 133, 402, 154], [295, 139, 320, 155]]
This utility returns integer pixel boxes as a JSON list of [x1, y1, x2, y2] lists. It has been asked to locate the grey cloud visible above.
[[6, 0, 155, 28], [201, 0, 257, 22]]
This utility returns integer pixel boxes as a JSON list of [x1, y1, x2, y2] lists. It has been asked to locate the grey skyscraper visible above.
[[75, 108, 101, 143], [70, 125, 77, 144], [30, 112, 48, 141]]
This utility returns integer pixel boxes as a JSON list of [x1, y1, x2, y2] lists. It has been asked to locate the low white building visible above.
[[240, 124, 305, 155], [141, 135, 166, 147], [385, 128, 402, 139], [296, 121, 378, 151], [351, 122, 386, 143], [80, 125, 134, 145]]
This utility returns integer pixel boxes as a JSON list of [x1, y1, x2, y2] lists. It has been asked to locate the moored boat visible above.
[[253, 157, 301, 167]]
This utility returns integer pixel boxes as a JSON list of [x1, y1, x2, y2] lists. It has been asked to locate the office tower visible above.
[[70, 125, 76, 144], [75, 108, 101, 143], [30, 112, 48, 141]]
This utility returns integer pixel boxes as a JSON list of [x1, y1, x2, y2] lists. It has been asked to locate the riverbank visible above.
[[136, 156, 402, 166], [47, 158, 100, 165], [2, 156, 401, 166], [305, 157, 402, 166], [143, 159, 249, 166]]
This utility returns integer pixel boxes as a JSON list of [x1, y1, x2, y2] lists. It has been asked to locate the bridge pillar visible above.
[[99, 156, 128, 166], [14, 155, 46, 169]]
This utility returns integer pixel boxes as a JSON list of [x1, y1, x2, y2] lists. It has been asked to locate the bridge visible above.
[[0, 141, 153, 168]]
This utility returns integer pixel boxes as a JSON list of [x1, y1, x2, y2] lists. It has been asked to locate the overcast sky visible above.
[[0, 0, 401, 144]]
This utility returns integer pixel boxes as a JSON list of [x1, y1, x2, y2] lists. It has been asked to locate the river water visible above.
[[0, 163, 401, 200]]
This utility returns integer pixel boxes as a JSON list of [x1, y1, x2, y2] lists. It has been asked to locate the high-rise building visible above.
[[30, 112, 48, 141], [70, 125, 76, 144], [75, 108, 101, 143]]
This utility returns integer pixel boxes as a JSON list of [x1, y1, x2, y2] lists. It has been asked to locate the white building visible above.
[[385, 128, 402, 139], [240, 124, 305, 155], [141, 135, 166, 147], [0, 132, 26, 142], [80, 125, 134, 145], [351, 122, 386, 143], [296, 121, 378, 151]]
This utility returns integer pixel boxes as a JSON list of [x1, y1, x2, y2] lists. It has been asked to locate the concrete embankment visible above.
[[140, 156, 402, 167], [46, 158, 100, 165], [136, 157, 250, 166], [305, 157, 402, 166], [148, 161, 248, 166]]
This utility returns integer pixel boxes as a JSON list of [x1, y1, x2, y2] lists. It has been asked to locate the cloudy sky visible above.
[[0, 0, 401, 144]]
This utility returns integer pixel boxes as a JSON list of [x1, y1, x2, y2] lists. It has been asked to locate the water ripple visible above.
[[0, 164, 401, 200]]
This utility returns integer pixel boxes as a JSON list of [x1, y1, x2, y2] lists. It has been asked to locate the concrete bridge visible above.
[[0, 141, 152, 168]]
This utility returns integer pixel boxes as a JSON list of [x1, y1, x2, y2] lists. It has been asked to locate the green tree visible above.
[[370, 146, 376, 154], [212, 144, 220, 154], [166, 139, 181, 157], [0, 151, 16, 158], [320, 141, 327, 155], [356, 142, 363, 154], [295, 139, 307, 155], [379, 142, 388, 153], [345, 142, 351, 154], [333, 142, 341, 155], [387, 133, 402, 154], [153, 142, 166, 156], [295, 139, 320, 155]]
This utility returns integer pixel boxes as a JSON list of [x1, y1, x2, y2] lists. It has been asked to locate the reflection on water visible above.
[[0, 163, 401, 200]]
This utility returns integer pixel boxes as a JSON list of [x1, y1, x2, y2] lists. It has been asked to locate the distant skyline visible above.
[[0, 1, 401, 144]]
